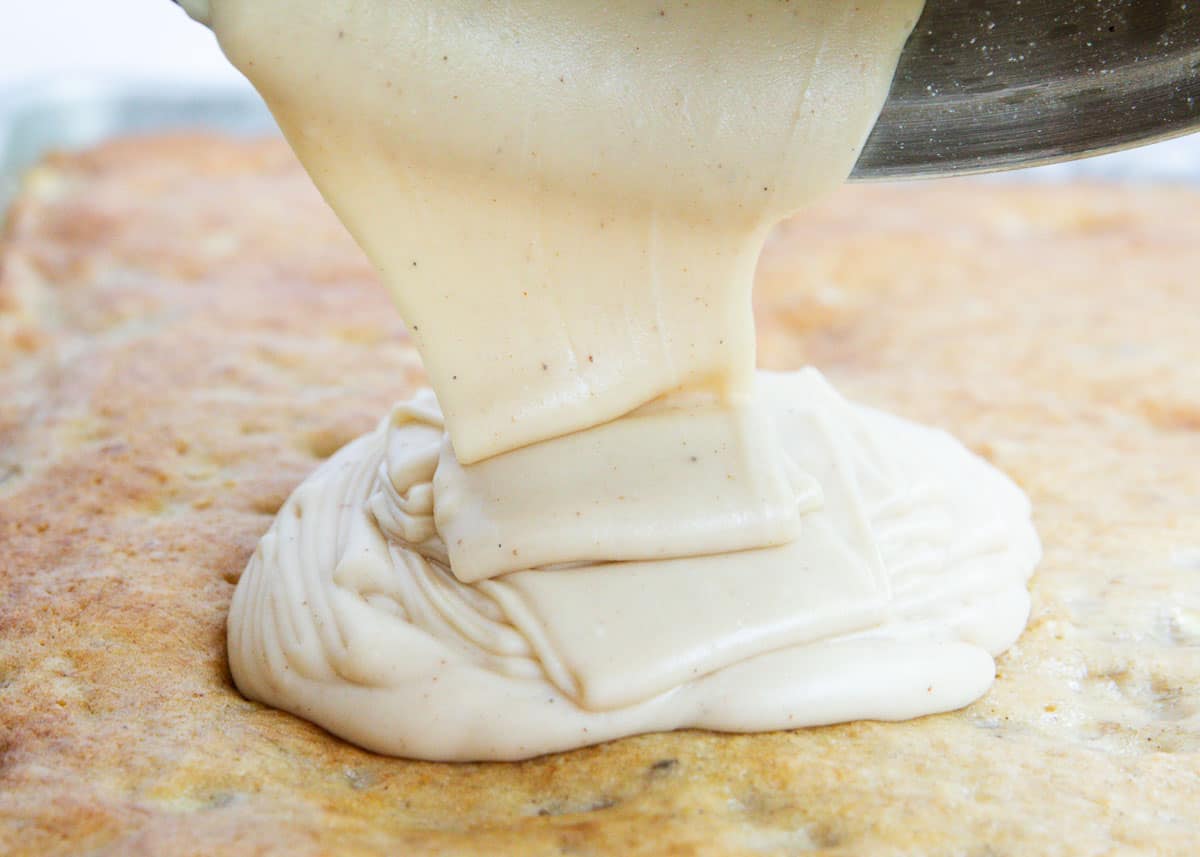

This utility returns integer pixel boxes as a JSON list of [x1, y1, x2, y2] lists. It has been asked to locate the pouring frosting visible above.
[[192, 0, 1041, 760]]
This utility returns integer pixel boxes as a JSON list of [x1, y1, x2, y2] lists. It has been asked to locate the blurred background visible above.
[[2, 0, 1199, 186], [1, 0, 242, 89]]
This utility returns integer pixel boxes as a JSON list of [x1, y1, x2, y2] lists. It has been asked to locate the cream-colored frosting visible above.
[[434, 391, 817, 582], [204, 0, 925, 463], [203, 0, 1042, 761], [230, 371, 1039, 760]]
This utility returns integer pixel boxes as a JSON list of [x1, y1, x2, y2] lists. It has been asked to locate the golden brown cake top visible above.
[[1, 135, 1198, 855]]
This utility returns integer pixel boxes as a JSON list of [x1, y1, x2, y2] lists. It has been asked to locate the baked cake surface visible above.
[[1, 136, 1198, 856]]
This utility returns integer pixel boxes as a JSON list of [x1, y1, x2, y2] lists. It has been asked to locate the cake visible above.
[[1, 135, 1197, 855]]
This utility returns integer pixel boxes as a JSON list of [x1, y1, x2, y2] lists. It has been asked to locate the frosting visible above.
[[229, 371, 1039, 760], [197, 0, 1043, 761], [203, 0, 925, 463], [433, 390, 815, 582]]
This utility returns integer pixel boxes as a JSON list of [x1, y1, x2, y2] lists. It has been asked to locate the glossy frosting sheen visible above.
[[193, 0, 1042, 760]]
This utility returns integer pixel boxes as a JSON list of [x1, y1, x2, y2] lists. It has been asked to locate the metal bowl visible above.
[[853, 0, 1200, 179]]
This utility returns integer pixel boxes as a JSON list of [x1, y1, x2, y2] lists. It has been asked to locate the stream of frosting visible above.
[[185, 0, 1042, 760], [229, 371, 1039, 759]]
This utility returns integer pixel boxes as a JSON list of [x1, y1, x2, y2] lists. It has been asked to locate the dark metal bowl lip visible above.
[[853, 0, 1200, 180]]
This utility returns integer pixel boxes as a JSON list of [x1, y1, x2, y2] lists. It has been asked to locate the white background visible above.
[[2, 0, 245, 89]]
